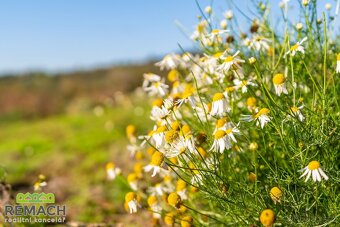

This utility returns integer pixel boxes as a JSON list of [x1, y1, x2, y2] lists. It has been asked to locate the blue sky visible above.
[[0, 0, 337, 74]]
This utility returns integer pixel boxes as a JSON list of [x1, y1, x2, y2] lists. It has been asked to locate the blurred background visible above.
[[0, 0, 337, 225]]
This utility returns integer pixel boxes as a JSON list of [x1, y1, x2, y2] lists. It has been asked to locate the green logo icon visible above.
[[16, 192, 55, 203]]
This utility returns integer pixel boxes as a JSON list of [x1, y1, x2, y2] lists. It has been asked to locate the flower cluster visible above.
[[108, 2, 339, 226]]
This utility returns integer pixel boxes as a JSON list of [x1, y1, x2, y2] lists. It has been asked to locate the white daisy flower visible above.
[[144, 151, 167, 177], [155, 53, 180, 70], [272, 73, 288, 96], [210, 93, 230, 116], [125, 192, 140, 214], [285, 37, 307, 57], [105, 162, 121, 180], [217, 50, 245, 73], [150, 106, 170, 124], [299, 161, 329, 182], [209, 130, 229, 153], [144, 80, 169, 97], [206, 29, 229, 39], [152, 126, 167, 148], [249, 35, 271, 51], [241, 108, 271, 128], [290, 106, 305, 121], [143, 73, 161, 88], [233, 78, 257, 93]]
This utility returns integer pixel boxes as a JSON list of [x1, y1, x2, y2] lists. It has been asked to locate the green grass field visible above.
[[0, 94, 151, 224]]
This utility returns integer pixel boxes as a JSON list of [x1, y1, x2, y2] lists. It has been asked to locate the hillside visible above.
[[0, 61, 163, 120]]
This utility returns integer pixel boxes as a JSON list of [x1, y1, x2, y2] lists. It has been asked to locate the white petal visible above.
[[305, 170, 312, 182], [312, 170, 317, 182], [315, 170, 321, 182], [318, 168, 329, 180]]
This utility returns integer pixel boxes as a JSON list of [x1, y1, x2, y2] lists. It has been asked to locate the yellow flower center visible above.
[[168, 69, 179, 82], [225, 86, 235, 92], [167, 192, 181, 207], [152, 99, 163, 107], [171, 121, 181, 131], [106, 162, 114, 170], [337, 53, 340, 60], [134, 163, 143, 174], [212, 93, 225, 102], [308, 160, 320, 170], [147, 147, 156, 156], [176, 179, 187, 191], [164, 212, 175, 225], [213, 52, 223, 58], [225, 128, 233, 135], [125, 192, 137, 203], [211, 29, 220, 34], [181, 125, 191, 135], [126, 125, 136, 137], [214, 130, 226, 139], [216, 118, 227, 128], [270, 187, 283, 200], [290, 44, 299, 51], [189, 162, 199, 174], [165, 130, 179, 143], [247, 97, 257, 107], [151, 151, 164, 166], [163, 175, 172, 182], [224, 56, 234, 62], [154, 82, 160, 88], [180, 216, 193, 227], [147, 195, 158, 206], [254, 108, 270, 118], [197, 147, 207, 158], [127, 173, 137, 182], [273, 73, 285, 85], [290, 106, 299, 113], [260, 209, 275, 227], [156, 126, 167, 133]]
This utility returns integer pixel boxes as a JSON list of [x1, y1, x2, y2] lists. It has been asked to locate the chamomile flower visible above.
[[241, 108, 271, 128], [176, 179, 188, 200], [105, 162, 121, 180], [299, 161, 329, 182], [167, 192, 182, 208], [33, 174, 47, 191], [270, 187, 283, 204], [285, 37, 307, 57], [260, 209, 276, 227], [272, 73, 288, 96], [210, 130, 231, 153], [143, 73, 161, 88], [147, 195, 162, 219], [125, 192, 140, 213], [155, 54, 180, 70], [144, 151, 167, 177], [152, 126, 167, 148], [127, 173, 138, 191], [290, 106, 305, 121], [206, 29, 229, 39], [249, 35, 271, 51], [144, 80, 169, 97], [224, 10, 233, 20], [233, 78, 256, 93], [150, 105, 170, 124], [210, 93, 230, 116], [336, 53, 340, 73], [217, 51, 245, 73]]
